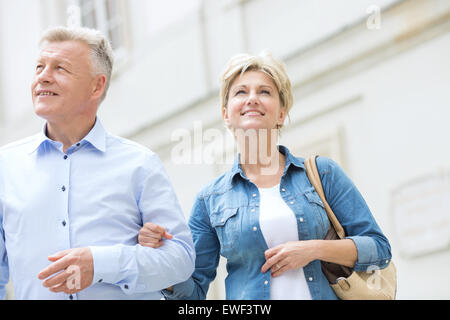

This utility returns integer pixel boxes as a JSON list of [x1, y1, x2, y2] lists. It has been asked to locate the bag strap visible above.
[[304, 155, 346, 239]]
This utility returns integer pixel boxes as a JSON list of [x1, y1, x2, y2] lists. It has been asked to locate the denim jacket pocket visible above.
[[210, 207, 239, 254], [304, 189, 330, 236]]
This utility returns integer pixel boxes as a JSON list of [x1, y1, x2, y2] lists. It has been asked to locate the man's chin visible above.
[[33, 104, 56, 121]]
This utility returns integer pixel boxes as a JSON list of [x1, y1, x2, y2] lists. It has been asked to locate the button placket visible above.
[[60, 152, 71, 249]]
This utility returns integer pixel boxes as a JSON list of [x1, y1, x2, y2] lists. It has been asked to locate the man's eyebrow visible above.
[[36, 56, 73, 67]]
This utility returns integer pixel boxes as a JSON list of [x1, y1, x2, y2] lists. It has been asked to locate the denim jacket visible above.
[[164, 145, 392, 300]]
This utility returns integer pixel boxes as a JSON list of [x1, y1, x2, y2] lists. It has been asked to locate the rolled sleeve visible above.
[[346, 236, 378, 271]]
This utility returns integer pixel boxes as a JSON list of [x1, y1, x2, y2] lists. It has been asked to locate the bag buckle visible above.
[[336, 277, 351, 291]]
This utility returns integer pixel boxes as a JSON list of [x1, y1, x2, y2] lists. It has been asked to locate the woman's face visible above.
[[223, 70, 287, 132]]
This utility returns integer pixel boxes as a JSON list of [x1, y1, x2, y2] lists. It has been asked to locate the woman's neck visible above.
[[236, 131, 286, 187]]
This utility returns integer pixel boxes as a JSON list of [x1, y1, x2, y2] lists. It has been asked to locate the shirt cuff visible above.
[[345, 235, 379, 272], [89, 245, 121, 285], [162, 277, 195, 300]]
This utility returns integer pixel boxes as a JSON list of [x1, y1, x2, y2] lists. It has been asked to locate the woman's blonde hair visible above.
[[220, 50, 293, 126], [39, 26, 114, 104]]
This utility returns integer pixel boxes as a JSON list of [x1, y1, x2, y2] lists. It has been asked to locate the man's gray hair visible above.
[[39, 26, 114, 104]]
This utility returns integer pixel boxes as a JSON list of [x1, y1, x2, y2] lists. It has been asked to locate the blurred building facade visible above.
[[1, 0, 450, 299]]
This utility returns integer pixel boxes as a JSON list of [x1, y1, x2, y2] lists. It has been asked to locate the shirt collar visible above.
[[82, 118, 107, 153], [27, 118, 107, 154], [27, 124, 49, 154], [226, 145, 305, 187]]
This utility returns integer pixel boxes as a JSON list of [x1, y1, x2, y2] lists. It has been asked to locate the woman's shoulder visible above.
[[195, 170, 234, 200], [315, 156, 332, 174]]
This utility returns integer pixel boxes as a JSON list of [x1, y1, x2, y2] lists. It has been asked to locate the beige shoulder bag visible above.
[[304, 155, 397, 300]]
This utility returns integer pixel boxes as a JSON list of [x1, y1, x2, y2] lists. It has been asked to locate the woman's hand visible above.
[[261, 239, 357, 277], [261, 241, 317, 277], [138, 222, 173, 248]]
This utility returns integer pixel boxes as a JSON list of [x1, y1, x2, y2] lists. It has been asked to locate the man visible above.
[[0, 27, 195, 299]]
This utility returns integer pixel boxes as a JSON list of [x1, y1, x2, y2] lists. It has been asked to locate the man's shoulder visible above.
[[0, 134, 41, 156], [105, 133, 155, 157]]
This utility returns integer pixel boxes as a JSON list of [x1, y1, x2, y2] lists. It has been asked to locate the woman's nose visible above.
[[246, 91, 259, 105]]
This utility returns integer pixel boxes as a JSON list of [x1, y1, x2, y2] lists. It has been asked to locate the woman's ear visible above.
[[277, 107, 287, 127], [222, 107, 231, 127]]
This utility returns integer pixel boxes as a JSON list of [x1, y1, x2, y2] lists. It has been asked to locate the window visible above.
[[66, 0, 127, 62]]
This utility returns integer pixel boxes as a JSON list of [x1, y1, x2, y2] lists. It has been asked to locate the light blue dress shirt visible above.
[[0, 119, 195, 300]]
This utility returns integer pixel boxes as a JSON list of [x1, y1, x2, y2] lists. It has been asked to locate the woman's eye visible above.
[[261, 90, 270, 95], [235, 90, 246, 95]]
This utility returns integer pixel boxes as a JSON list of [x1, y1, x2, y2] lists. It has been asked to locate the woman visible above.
[[138, 51, 392, 300]]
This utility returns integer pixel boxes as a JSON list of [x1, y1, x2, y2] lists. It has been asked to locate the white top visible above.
[[258, 184, 312, 300]]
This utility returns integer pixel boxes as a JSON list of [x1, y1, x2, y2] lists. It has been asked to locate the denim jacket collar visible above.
[[227, 145, 305, 187]]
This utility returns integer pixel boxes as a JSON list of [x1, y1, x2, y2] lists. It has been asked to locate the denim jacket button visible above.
[[299, 217, 304, 222], [264, 280, 268, 285], [290, 201, 294, 204], [253, 226, 257, 231], [281, 188, 286, 192], [308, 277, 313, 282], [252, 193, 257, 197]]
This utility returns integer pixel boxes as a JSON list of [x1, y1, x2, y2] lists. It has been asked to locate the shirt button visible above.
[[61, 186, 66, 192], [69, 294, 73, 300], [253, 226, 257, 231], [76, 143, 80, 147], [62, 220, 66, 227], [299, 217, 304, 222], [98, 279, 103, 283], [124, 284, 129, 289], [63, 155, 68, 160]]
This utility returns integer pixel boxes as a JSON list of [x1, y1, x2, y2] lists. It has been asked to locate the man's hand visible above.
[[138, 222, 173, 248], [38, 247, 94, 294]]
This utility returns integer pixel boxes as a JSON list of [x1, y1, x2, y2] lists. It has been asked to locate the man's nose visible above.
[[36, 67, 54, 84]]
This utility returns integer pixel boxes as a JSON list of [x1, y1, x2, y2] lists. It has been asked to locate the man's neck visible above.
[[46, 117, 96, 153]]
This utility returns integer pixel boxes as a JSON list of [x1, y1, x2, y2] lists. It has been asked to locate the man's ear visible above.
[[91, 74, 107, 100]]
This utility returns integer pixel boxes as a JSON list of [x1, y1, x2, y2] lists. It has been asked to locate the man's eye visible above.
[[56, 66, 65, 71], [36, 65, 43, 70]]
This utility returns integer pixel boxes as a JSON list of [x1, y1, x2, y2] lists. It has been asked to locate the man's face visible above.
[[31, 40, 97, 122]]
